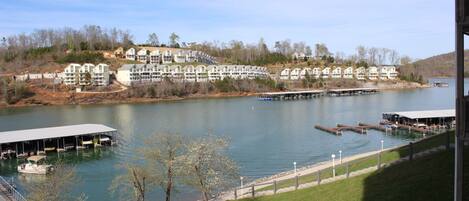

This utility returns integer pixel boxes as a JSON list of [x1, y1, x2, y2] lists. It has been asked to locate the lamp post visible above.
[[293, 161, 297, 174], [339, 150, 342, 164], [240, 176, 244, 188], [331, 154, 336, 177], [380, 140, 384, 152]]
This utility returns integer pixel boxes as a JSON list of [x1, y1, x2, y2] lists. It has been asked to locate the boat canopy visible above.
[[27, 155, 46, 162]]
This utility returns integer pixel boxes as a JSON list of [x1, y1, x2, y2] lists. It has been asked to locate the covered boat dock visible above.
[[258, 88, 379, 100], [382, 109, 455, 130], [0, 124, 118, 159]]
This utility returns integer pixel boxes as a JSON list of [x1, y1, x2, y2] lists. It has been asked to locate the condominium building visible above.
[[322, 67, 331, 79], [277, 66, 398, 81], [125, 48, 136, 60], [367, 66, 379, 80], [137, 48, 148, 63], [331, 67, 342, 79], [116, 64, 269, 86], [280, 68, 291, 80], [162, 50, 173, 64], [149, 50, 161, 64], [118, 47, 217, 64], [290, 68, 301, 80], [63, 63, 82, 85], [63, 63, 110, 86], [355, 67, 366, 80], [343, 67, 354, 79], [174, 51, 187, 63]]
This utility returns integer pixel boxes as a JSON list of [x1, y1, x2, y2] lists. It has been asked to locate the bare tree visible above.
[[183, 135, 239, 201], [111, 163, 152, 201], [305, 45, 312, 56], [334, 51, 345, 64], [356, 46, 367, 62], [367, 47, 378, 65], [169, 33, 180, 47], [147, 33, 159, 47], [141, 132, 185, 201], [400, 55, 412, 65], [315, 43, 331, 58], [389, 49, 400, 65], [25, 161, 85, 201]]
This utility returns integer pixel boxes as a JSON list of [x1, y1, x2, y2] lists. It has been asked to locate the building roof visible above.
[[383, 109, 455, 120], [0, 124, 116, 144]]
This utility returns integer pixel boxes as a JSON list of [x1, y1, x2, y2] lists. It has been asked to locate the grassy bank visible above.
[[254, 132, 453, 192], [239, 132, 466, 201]]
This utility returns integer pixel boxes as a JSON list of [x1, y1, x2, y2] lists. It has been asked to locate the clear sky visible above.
[[0, 0, 454, 59]]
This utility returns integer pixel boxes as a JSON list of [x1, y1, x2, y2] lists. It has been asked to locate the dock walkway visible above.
[[314, 122, 390, 135], [258, 88, 379, 100]]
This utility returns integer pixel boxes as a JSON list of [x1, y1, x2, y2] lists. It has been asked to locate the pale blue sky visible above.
[[0, 0, 454, 59]]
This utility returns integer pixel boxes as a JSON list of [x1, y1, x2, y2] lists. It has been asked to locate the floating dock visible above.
[[315, 122, 392, 136], [0, 124, 118, 159], [258, 88, 379, 100], [315, 109, 455, 136], [314, 125, 342, 135]]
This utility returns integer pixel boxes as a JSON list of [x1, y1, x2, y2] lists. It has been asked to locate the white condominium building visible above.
[[125, 48, 136, 60], [63, 63, 82, 85], [120, 47, 216, 64], [63, 63, 110, 86], [116, 64, 269, 86], [149, 50, 161, 64], [278, 66, 398, 81], [343, 67, 354, 79], [331, 67, 342, 79], [137, 48, 148, 63], [354, 67, 366, 80], [162, 50, 173, 64]]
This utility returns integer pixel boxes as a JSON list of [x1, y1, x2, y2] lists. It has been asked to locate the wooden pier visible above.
[[358, 122, 389, 132], [315, 122, 392, 136], [337, 124, 367, 134], [258, 88, 379, 101], [314, 125, 342, 135]]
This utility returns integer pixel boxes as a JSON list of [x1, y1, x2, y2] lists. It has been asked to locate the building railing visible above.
[[0, 176, 27, 201]]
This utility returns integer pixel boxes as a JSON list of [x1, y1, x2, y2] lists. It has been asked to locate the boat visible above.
[[432, 81, 449, 87], [17, 156, 53, 175]]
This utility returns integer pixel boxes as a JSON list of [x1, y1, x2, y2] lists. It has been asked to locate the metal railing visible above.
[[232, 131, 453, 200], [0, 176, 26, 201]]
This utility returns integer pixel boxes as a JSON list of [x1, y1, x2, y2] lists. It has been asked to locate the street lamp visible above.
[[293, 161, 297, 174], [380, 140, 384, 152], [331, 154, 336, 177], [339, 150, 342, 164], [240, 176, 244, 188]]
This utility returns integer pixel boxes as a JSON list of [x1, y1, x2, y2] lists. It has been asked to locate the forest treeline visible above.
[[0, 24, 413, 72]]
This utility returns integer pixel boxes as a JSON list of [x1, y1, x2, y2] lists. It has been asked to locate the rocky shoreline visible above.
[[0, 80, 428, 109]]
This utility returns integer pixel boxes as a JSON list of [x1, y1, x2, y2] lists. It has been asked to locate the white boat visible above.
[[17, 156, 53, 175]]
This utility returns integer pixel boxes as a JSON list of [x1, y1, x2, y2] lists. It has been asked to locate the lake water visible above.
[[0, 78, 459, 200]]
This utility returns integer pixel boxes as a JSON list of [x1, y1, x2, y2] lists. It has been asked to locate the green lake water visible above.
[[0, 78, 459, 200]]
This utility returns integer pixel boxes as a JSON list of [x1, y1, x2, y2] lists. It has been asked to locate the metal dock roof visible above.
[[383, 109, 455, 119], [0, 124, 116, 144]]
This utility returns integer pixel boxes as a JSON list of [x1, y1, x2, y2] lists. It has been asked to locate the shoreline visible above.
[[0, 81, 429, 109], [217, 146, 394, 201]]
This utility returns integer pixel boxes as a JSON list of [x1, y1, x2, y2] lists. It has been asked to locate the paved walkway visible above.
[[217, 144, 451, 200]]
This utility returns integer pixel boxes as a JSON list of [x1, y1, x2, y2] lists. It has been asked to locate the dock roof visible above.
[[383, 109, 455, 120], [0, 124, 116, 144]]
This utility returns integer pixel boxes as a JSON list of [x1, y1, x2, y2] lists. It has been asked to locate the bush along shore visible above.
[[0, 77, 428, 108]]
